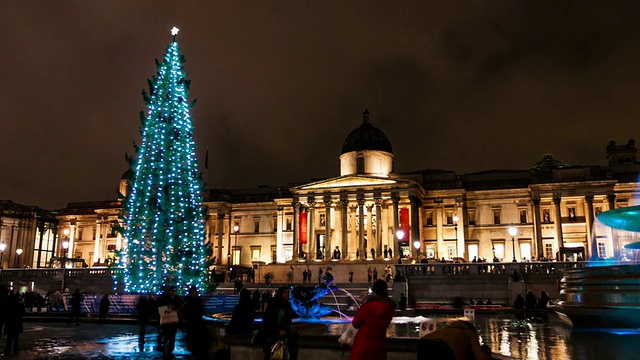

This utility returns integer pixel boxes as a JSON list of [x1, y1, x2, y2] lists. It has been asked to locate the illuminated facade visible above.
[[52, 113, 640, 268]]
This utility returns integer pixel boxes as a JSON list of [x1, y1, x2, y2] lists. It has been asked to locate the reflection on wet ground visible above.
[[3, 323, 191, 359]]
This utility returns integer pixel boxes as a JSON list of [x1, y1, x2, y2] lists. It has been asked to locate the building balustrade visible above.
[[398, 261, 602, 277]]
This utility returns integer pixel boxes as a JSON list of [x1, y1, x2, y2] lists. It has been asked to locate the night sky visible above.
[[1, 1, 639, 210]]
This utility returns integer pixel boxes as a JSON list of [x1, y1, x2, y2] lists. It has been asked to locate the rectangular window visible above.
[[519, 209, 527, 224], [544, 243, 554, 260], [446, 211, 453, 225], [492, 242, 505, 260], [271, 246, 277, 263], [467, 244, 479, 261], [232, 248, 241, 265], [253, 219, 260, 233], [543, 209, 551, 223], [597, 241, 607, 258], [568, 207, 576, 221], [426, 210, 434, 226], [446, 243, 456, 259], [251, 247, 261, 262], [467, 210, 476, 226], [319, 214, 326, 227], [493, 209, 501, 225], [426, 244, 436, 259], [520, 242, 532, 261], [357, 156, 365, 173], [286, 217, 292, 231], [273, 217, 277, 233]]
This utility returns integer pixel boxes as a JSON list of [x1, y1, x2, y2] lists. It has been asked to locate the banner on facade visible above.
[[299, 212, 308, 244], [400, 208, 409, 242]]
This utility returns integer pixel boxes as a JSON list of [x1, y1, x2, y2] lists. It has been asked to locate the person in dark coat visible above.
[[136, 294, 157, 347], [513, 294, 525, 310], [4, 293, 25, 356], [157, 285, 183, 357], [181, 286, 209, 359], [536, 291, 550, 309], [418, 320, 492, 360], [524, 290, 537, 309], [399, 293, 407, 311], [0, 285, 8, 338], [226, 288, 256, 335], [68, 289, 83, 325], [99, 294, 110, 323], [350, 280, 395, 360], [260, 286, 298, 360]]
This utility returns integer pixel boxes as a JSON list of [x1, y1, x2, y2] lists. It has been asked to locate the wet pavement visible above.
[[0, 322, 196, 359]]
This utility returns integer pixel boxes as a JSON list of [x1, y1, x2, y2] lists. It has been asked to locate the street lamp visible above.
[[0, 243, 6, 269], [453, 215, 459, 258], [15, 248, 23, 268], [396, 229, 405, 259], [61, 241, 70, 268], [508, 226, 518, 263]]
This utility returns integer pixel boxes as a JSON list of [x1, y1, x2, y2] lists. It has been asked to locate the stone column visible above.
[[532, 197, 543, 259], [553, 195, 564, 253], [216, 213, 225, 265], [410, 196, 421, 259], [324, 195, 333, 261], [357, 195, 365, 260], [68, 218, 77, 259], [276, 206, 285, 263], [375, 196, 383, 259], [607, 194, 619, 258], [392, 194, 400, 259], [366, 203, 373, 258], [292, 200, 300, 261], [585, 195, 596, 259], [93, 219, 102, 264], [340, 197, 349, 260], [308, 197, 316, 261], [350, 204, 358, 259], [227, 215, 233, 266]]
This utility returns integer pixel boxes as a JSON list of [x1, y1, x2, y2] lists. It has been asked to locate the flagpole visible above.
[[205, 147, 209, 187]]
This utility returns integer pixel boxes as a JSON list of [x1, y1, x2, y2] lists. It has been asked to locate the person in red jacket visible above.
[[349, 279, 395, 360]]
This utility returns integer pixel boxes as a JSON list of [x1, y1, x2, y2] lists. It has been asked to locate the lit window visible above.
[[493, 210, 501, 225]]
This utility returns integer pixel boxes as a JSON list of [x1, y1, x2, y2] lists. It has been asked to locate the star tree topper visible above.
[[171, 26, 180, 37]]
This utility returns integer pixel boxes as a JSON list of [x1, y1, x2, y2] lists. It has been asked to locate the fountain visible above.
[[555, 205, 640, 328]]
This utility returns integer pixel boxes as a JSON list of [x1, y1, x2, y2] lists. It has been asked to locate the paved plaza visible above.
[[0, 322, 199, 359]]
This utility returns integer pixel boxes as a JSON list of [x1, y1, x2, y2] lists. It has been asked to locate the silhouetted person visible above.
[[157, 285, 183, 357], [68, 289, 82, 325], [524, 290, 537, 309], [260, 286, 298, 360], [136, 294, 157, 347], [399, 293, 407, 311], [99, 294, 110, 323], [514, 294, 525, 310], [388, 248, 393, 258], [0, 285, 8, 339], [537, 291, 550, 309], [349, 270, 354, 283], [182, 286, 209, 359], [418, 320, 491, 360], [4, 293, 24, 356], [373, 267, 378, 281], [226, 288, 256, 335]]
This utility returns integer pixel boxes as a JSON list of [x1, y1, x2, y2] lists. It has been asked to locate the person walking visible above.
[[157, 285, 183, 357], [136, 294, 157, 347], [367, 267, 373, 283], [349, 280, 395, 360], [181, 286, 209, 359], [99, 293, 110, 323], [68, 289, 83, 325], [260, 286, 298, 360]]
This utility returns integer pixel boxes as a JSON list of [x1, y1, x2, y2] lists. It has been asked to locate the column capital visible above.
[[607, 194, 616, 202], [392, 196, 401, 204], [553, 195, 562, 205], [341, 199, 349, 208], [532, 196, 541, 206], [277, 206, 284, 212], [307, 196, 316, 208], [357, 198, 365, 206], [585, 195, 594, 204], [375, 197, 383, 205]]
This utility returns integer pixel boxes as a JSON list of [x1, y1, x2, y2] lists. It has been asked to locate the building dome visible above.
[[341, 109, 393, 155]]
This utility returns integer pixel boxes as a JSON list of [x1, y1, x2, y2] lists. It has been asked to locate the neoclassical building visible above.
[[51, 111, 639, 269]]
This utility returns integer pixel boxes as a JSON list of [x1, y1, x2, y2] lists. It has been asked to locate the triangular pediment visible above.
[[294, 175, 403, 191]]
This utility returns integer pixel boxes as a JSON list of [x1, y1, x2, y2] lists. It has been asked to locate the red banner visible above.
[[299, 212, 308, 244], [400, 208, 409, 242]]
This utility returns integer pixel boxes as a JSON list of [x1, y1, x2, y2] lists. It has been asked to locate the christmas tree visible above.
[[119, 27, 208, 294]]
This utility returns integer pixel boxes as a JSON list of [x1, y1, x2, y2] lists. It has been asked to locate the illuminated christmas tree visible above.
[[119, 27, 208, 294]]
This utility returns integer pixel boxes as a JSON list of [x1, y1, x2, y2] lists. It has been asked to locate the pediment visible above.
[[294, 175, 402, 191]]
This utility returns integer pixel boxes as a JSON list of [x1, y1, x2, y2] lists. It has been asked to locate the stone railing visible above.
[[397, 261, 590, 278]]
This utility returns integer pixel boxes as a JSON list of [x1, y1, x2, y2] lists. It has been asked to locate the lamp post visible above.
[[396, 229, 405, 259], [508, 226, 518, 263], [453, 215, 459, 259], [63, 229, 70, 258], [233, 224, 239, 266], [61, 241, 70, 268], [0, 243, 6, 269], [15, 248, 23, 268]]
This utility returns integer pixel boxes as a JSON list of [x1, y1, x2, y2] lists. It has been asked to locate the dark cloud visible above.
[[0, 1, 639, 210]]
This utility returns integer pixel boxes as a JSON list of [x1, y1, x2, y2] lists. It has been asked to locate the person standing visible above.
[[181, 286, 209, 359], [349, 280, 395, 360], [373, 267, 378, 282], [4, 292, 25, 356], [157, 285, 183, 357], [260, 286, 298, 360], [68, 289, 83, 325], [99, 293, 110, 323], [418, 320, 492, 360], [399, 293, 407, 311], [371, 248, 375, 259], [226, 288, 256, 335], [348, 270, 354, 283], [318, 267, 324, 284], [367, 267, 373, 283], [0, 285, 8, 339], [388, 248, 393, 258], [524, 290, 537, 309]]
